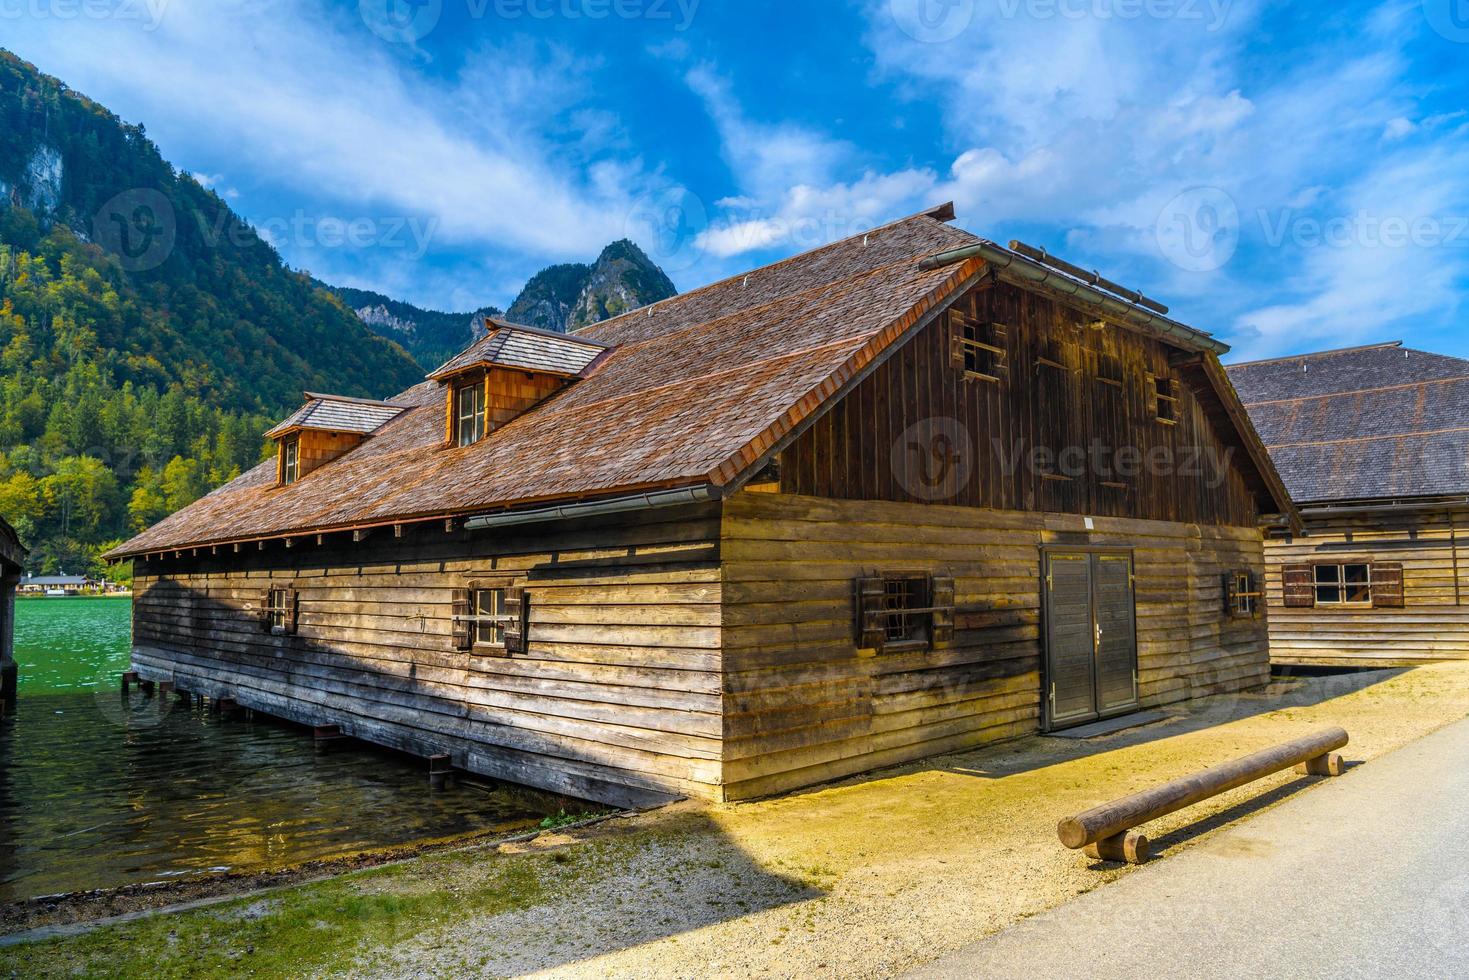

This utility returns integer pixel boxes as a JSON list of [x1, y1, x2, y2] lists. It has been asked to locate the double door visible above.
[[1043, 550, 1139, 729]]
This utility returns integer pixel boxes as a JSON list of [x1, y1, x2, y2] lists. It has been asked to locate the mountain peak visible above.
[[506, 240, 676, 334]]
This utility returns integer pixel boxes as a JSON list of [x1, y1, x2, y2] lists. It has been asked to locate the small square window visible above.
[[1153, 376, 1179, 423], [1314, 564, 1371, 605], [1232, 571, 1259, 617], [456, 383, 487, 447], [473, 588, 507, 646], [882, 575, 931, 645], [956, 318, 1005, 382]]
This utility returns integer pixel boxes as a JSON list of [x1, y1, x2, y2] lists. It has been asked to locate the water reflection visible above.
[[0, 691, 550, 902]]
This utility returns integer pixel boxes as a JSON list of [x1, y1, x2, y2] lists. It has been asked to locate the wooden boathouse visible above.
[[1229, 342, 1469, 667], [108, 205, 1296, 807]]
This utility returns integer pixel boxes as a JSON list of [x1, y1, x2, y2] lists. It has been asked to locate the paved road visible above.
[[909, 715, 1469, 979]]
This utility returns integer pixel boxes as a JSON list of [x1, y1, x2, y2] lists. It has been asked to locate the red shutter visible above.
[[1372, 563, 1405, 608], [856, 577, 886, 653], [259, 589, 273, 632], [451, 588, 472, 651], [285, 587, 300, 635], [1282, 564, 1315, 608], [503, 587, 526, 655]]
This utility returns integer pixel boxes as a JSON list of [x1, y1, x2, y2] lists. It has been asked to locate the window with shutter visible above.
[[503, 587, 527, 655], [855, 573, 936, 652], [1282, 564, 1315, 608], [1150, 374, 1180, 424], [258, 589, 273, 632], [264, 588, 291, 634], [450, 588, 472, 651], [950, 311, 1006, 383], [931, 576, 956, 646], [285, 587, 300, 635], [1372, 562, 1405, 608], [856, 577, 887, 653], [1224, 571, 1260, 618]]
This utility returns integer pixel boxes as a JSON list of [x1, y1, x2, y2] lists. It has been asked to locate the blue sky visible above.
[[7, 0, 1469, 360]]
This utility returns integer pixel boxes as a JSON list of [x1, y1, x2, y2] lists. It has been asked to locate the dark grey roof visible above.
[[1227, 342, 1469, 503], [265, 393, 407, 438], [429, 319, 607, 380], [22, 575, 88, 585]]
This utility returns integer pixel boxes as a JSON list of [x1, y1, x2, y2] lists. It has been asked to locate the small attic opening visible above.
[[265, 393, 407, 487], [429, 319, 611, 448]]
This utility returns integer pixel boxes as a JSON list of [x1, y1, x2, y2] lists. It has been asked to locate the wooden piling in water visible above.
[[120, 671, 139, 694], [429, 754, 454, 790]]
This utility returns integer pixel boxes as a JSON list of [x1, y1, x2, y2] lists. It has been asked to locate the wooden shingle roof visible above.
[[428, 320, 608, 380], [1228, 342, 1469, 504], [264, 393, 407, 438], [109, 206, 1287, 558]]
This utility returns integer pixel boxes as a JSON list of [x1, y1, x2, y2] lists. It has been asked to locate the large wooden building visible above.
[[1229, 343, 1469, 667], [109, 206, 1295, 806]]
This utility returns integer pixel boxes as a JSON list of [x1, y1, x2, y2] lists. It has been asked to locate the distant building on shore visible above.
[[1, 519, 25, 708], [18, 574, 95, 596]]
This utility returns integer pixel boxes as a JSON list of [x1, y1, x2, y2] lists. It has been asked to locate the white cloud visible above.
[[6, 5, 670, 265]]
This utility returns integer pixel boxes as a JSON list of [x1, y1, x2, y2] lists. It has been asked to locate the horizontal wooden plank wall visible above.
[[778, 280, 1262, 529], [130, 503, 724, 808], [719, 492, 1269, 801], [1263, 509, 1469, 666]]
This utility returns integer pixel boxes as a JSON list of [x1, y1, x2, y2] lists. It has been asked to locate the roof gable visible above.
[[429, 320, 608, 380], [264, 393, 407, 438]]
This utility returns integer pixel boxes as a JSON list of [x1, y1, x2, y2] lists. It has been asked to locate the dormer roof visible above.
[[428, 318, 609, 382], [264, 392, 408, 439]]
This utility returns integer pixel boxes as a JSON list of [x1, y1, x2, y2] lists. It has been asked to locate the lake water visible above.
[[1, 598, 571, 903]]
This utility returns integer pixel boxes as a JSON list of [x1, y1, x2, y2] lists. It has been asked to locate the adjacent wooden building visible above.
[[109, 206, 1295, 806], [1229, 343, 1469, 667], [0, 517, 25, 710]]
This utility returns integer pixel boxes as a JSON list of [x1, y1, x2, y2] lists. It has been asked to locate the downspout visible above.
[[919, 241, 1231, 356], [462, 485, 717, 530]]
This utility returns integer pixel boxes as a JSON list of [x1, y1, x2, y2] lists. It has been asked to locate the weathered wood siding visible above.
[[130, 503, 723, 808], [778, 280, 1263, 528], [1264, 508, 1469, 666], [719, 492, 1269, 801]]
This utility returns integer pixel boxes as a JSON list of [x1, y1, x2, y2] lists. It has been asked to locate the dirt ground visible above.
[[7, 662, 1469, 979]]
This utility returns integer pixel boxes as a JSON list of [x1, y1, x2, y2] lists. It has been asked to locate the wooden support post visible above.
[[157, 680, 175, 695], [139, 679, 155, 694], [1294, 752, 1347, 777], [1084, 830, 1150, 865], [175, 688, 192, 703], [429, 754, 454, 790], [121, 670, 139, 693], [314, 724, 345, 752], [1058, 727, 1350, 852], [214, 697, 239, 716]]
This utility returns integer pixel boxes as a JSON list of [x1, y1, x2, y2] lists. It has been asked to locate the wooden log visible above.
[[1294, 752, 1346, 777], [1058, 727, 1349, 849], [1084, 830, 1150, 864]]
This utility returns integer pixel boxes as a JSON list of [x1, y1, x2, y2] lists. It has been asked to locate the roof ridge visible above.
[[301, 391, 407, 408], [1240, 373, 1469, 407], [573, 203, 971, 340], [1228, 341, 1405, 368]]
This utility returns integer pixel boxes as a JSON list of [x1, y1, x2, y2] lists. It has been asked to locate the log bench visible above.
[[1058, 727, 1350, 864]]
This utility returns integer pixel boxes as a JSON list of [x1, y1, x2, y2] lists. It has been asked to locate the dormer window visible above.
[[281, 437, 300, 486], [456, 382, 487, 447], [430, 319, 611, 450], [265, 393, 407, 488]]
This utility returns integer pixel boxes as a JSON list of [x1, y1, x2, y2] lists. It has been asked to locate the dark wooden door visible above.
[[1044, 551, 1139, 729]]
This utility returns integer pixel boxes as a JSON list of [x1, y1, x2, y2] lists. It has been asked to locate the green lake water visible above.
[[1, 598, 570, 903]]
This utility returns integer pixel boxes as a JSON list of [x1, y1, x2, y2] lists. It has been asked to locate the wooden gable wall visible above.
[[777, 280, 1261, 529]]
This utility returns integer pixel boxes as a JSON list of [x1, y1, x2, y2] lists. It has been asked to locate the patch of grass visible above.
[[0, 858, 549, 979], [538, 809, 599, 831]]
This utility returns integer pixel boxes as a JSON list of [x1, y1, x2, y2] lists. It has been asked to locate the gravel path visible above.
[[347, 663, 1469, 979]]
